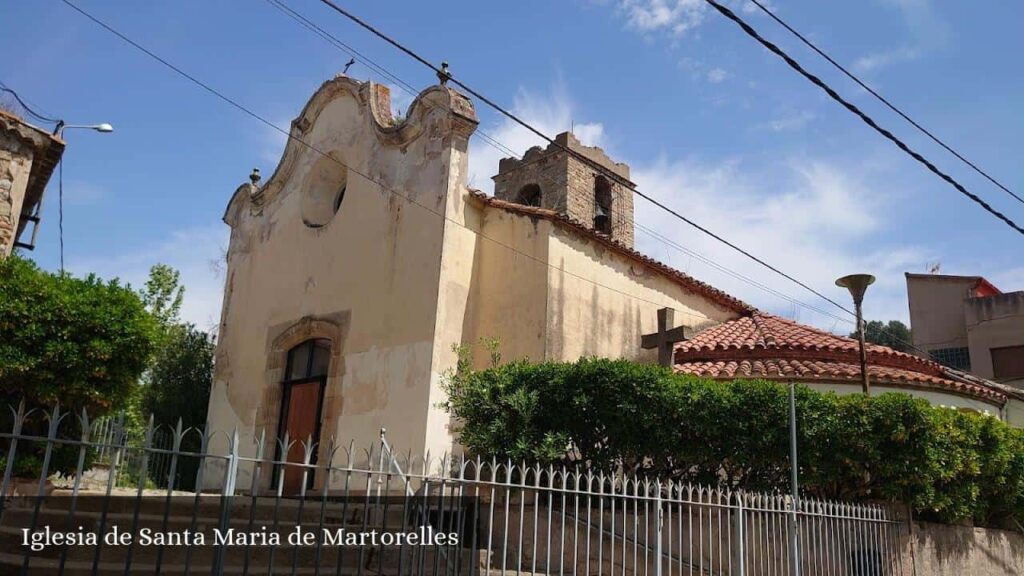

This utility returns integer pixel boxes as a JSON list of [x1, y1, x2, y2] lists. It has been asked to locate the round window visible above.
[[301, 154, 348, 228]]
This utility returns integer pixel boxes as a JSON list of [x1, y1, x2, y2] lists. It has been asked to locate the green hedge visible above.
[[443, 354, 1024, 528]]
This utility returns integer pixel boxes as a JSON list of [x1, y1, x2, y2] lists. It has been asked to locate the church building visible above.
[[206, 75, 1020, 493]]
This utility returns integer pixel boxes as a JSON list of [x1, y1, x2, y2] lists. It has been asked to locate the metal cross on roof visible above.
[[641, 307, 693, 367]]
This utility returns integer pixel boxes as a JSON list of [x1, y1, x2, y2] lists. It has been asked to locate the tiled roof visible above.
[[468, 190, 755, 315], [674, 313, 1008, 404]]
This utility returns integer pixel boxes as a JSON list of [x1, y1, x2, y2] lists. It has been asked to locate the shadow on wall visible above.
[[910, 520, 1024, 576]]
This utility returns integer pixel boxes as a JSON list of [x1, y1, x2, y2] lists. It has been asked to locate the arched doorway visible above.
[[276, 338, 330, 494]]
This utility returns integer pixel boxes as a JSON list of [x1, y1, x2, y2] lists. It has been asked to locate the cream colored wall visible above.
[[544, 226, 739, 363], [208, 81, 471, 481], [461, 208, 551, 367], [965, 293, 1024, 382], [1004, 398, 1024, 428], [906, 276, 974, 352], [809, 381, 1005, 417]]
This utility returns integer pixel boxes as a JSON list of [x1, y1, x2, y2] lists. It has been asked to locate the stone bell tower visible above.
[[492, 132, 635, 249]]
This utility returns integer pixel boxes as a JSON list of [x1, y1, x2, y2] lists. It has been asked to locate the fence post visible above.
[[733, 492, 746, 576], [654, 489, 663, 576], [212, 428, 240, 576]]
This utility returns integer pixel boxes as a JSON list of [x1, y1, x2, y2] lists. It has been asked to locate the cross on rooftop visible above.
[[641, 308, 692, 367]]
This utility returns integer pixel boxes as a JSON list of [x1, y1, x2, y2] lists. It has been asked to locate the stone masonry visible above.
[[492, 132, 635, 249], [0, 111, 64, 257]]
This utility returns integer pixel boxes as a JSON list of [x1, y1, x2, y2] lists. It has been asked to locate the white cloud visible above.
[[631, 156, 927, 327], [63, 180, 107, 206], [385, 83, 415, 118], [68, 225, 229, 333], [620, 0, 707, 36], [854, 0, 949, 74], [468, 83, 604, 192], [469, 82, 923, 329], [759, 110, 816, 132], [853, 46, 919, 74], [706, 67, 729, 83]]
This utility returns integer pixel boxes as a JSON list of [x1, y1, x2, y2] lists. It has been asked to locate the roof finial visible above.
[[249, 167, 261, 186], [437, 61, 451, 86], [342, 58, 356, 75]]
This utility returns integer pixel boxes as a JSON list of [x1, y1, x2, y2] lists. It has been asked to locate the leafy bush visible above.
[[443, 354, 1024, 528], [0, 256, 158, 477]]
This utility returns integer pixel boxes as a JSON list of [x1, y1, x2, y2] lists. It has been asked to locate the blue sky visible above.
[[4, 0, 1022, 334]]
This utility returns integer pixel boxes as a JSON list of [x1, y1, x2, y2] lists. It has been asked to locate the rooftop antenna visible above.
[[342, 58, 356, 75], [927, 262, 942, 274]]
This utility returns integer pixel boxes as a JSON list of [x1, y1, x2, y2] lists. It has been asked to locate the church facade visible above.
[[206, 76, 1020, 493], [206, 76, 748, 492]]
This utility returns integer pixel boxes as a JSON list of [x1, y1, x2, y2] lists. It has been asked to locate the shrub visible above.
[[0, 256, 158, 477], [443, 354, 1024, 527]]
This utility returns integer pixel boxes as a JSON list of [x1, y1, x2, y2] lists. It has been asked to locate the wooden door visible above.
[[282, 380, 322, 495]]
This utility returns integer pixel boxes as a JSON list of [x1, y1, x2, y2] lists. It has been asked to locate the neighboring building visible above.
[[0, 111, 64, 257], [906, 273, 1024, 387], [206, 76, 1020, 493]]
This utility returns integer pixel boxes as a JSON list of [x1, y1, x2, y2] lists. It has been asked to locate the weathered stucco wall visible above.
[[543, 223, 739, 363], [461, 204, 551, 367], [902, 520, 1024, 576], [207, 78, 478, 486], [810, 381, 1005, 417], [907, 275, 976, 353], [965, 292, 1024, 383]]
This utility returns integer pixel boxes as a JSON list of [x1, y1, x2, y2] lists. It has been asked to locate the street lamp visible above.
[[53, 121, 114, 136], [836, 273, 875, 395]]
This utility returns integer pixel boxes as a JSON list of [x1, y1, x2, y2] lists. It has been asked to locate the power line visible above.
[[256, 2, 1003, 380], [264, 0, 851, 325], [58, 0, 729, 326], [313, 0, 857, 315], [699, 0, 1024, 236], [0, 83, 61, 125], [62, 0, 984, 380], [747, 0, 1024, 207]]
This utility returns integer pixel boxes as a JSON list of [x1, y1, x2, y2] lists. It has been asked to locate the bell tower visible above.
[[492, 132, 635, 249]]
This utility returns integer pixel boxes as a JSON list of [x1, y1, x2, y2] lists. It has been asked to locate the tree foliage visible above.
[[0, 256, 158, 477], [0, 255, 157, 409], [139, 263, 185, 333], [850, 320, 912, 353], [443, 353, 1024, 528], [138, 324, 214, 490]]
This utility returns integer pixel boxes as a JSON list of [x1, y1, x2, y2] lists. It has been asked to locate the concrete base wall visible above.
[[905, 520, 1024, 575]]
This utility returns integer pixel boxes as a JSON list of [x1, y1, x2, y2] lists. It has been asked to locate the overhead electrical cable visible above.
[[264, 0, 850, 325], [697, 0, 1024, 236], [746, 0, 1024, 207], [62, 0, 977, 368], [58, 0, 731, 326], [312, 0, 858, 314]]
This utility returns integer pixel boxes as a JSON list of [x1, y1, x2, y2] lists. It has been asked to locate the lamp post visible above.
[[41, 121, 114, 271], [836, 274, 875, 395], [53, 121, 114, 137]]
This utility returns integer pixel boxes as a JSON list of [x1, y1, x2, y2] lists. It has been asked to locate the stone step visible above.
[[0, 549, 483, 576], [2, 524, 466, 571]]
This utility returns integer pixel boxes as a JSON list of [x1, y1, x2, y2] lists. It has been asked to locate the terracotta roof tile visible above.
[[673, 312, 1008, 404]]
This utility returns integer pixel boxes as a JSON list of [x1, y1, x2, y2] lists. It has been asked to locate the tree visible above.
[[139, 324, 214, 490], [0, 256, 158, 476], [139, 264, 184, 332], [850, 319, 912, 352], [0, 255, 157, 409]]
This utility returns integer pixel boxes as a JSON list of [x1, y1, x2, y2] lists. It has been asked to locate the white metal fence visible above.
[[0, 402, 906, 575]]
